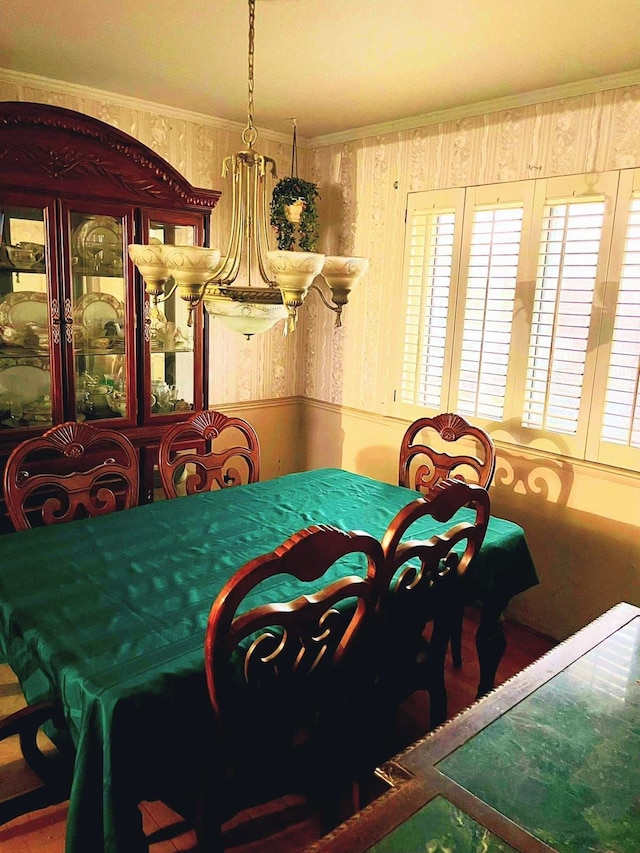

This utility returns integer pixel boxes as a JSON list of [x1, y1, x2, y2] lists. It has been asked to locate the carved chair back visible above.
[[398, 412, 496, 495], [3, 421, 139, 530], [200, 524, 385, 843], [158, 409, 260, 499], [378, 479, 490, 728]]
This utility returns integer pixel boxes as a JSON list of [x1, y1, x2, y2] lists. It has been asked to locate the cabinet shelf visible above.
[[71, 264, 125, 278], [0, 262, 47, 275], [0, 347, 51, 359], [73, 346, 127, 355]]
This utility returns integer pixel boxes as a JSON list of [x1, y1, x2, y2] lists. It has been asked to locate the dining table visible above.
[[309, 601, 640, 853], [0, 467, 538, 853]]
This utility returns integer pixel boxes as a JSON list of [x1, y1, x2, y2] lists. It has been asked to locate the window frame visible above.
[[392, 168, 640, 474]]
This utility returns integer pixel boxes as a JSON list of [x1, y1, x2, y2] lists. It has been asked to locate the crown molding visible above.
[[0, 66, 300, 147], [309, 68, 640, 148], [4, 65, 640, 152]]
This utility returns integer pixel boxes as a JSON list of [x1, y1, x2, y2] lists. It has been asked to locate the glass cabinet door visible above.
[[0, 205, 54, 430], [67, 210, 130, 422], [147, 221, 199, 417]]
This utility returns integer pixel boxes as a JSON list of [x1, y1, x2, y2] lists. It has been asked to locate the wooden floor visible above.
[[0, 610, 555, 853]]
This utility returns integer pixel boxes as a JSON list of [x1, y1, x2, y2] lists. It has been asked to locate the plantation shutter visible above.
[[588, 169, 640, 471], [447, 181, 534, 432], [522, 198, 605, 434], [601, 194, 640, 447], [512, 173, 618, 457], [454, 204, 524, 421], [394, 169, 639, 471], [396, 189, 464, 418]]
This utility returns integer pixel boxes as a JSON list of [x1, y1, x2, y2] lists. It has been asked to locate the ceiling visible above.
[[2, 0, 640, 140]]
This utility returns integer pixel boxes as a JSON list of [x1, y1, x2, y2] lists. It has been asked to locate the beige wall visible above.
[[2, 69, 640, 641]]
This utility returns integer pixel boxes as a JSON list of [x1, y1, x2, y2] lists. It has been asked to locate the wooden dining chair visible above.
[[1, 422, 138, 819], [398, 412, 496, 495], [193, 524, 386, 851], [157, 409, 260, 499], [3, 420, 139, 530], [0, 698, 72, 825], [398, 413, 494, 669], [378, 478, 490, 729]]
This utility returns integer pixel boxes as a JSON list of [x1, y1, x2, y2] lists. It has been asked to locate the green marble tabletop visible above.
[[367, 795, 519, 852], [438, 616, 640, 853]]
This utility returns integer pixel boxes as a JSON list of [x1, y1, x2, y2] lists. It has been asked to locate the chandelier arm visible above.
[[254, 159, 276, 285], [211, 156, 239, 281], [245, 161, 255, 288], [308, 280, 338, 313], [213, 161, 246, 284], [291, 118, 298, 178], [308, 281, 343, 327], [251, 160, 260, 288], [227, 169, 246, 283], [150, 278, 180, 306]]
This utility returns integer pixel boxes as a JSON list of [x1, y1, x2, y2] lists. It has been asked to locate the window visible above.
[[395, 170, 640, 472]]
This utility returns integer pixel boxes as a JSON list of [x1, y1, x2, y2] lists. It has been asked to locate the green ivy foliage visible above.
[[270, 177, 320, 252]]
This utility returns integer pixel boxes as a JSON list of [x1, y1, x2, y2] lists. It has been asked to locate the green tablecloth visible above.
[[0, 468, 538, 852]]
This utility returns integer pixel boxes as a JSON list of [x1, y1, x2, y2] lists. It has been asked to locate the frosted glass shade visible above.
[[267, 250, 325, 331], [128, 244, 172, 298], [321, 256, 370, 292], [161, 245, 222, 299], [204, 295, 288, 338]]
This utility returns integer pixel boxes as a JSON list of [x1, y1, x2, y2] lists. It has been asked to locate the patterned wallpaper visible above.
[[3, 71, 640, 412]]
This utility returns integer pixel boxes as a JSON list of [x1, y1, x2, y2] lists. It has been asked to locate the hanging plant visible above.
[[270, 176, 320, 252]]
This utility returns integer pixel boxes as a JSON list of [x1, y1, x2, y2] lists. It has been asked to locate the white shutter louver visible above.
[[601, 195, 640, 449], [457, 206, 523, 421], [400, 208, 456, 408], [522, 199, 605, 435]]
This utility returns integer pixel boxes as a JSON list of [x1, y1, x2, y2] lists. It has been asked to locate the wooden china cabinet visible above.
[[0, 101, 220, 531]]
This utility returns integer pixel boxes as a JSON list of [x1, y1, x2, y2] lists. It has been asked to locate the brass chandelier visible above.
[[129, 0, 368, 338]]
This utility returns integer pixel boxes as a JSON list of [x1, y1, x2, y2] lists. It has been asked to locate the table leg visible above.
[[475, 592, 511, 698], [426, 615, 450, 728], [449, 598, 464, 669]]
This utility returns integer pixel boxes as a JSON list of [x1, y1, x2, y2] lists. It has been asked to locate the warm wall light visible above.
[[128, 0, 368, 339]]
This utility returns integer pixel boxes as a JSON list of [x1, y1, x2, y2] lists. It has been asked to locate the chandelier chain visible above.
[[247, 0, 255, 137]]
